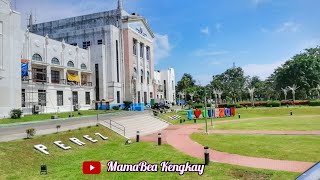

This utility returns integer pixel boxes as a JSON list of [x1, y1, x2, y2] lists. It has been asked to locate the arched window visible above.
[[32, 54, 42, 61], [147, 71, 150, 84], [140, 70, 144, 83], [81, 63, 87, 70], [51, 57, 60, 65], [67, 61, 74, 68]]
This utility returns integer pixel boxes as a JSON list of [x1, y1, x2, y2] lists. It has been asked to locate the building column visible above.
[[47, 66, 51, 83]]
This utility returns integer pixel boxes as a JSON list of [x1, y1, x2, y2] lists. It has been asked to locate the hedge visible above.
[[309, 100, 320, 106], [266, 101, 281, 107], [193, 104, 204, 109]]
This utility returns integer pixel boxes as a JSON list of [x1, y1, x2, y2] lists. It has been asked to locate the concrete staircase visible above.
[[99, 111, 170, 139]]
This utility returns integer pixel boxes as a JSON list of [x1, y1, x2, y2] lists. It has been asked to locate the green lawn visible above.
[[0, 126, 298, 180], [160, 107, 320, 125], [0, 110, 122, 125], [211, 116, 320, 131], [191, 133, 320, 162]]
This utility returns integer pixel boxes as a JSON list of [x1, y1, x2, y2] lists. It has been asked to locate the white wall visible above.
[[0, 1, 22, 118]]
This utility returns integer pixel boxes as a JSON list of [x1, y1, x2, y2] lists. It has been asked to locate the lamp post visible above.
[[199, 81, 208, 134]]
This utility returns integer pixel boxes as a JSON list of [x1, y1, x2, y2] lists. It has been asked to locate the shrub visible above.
[[226, 104, 237, 108], [10, 109, 23, 119], [206, 103, 211, 107], [218, 104, 227, 108], [26, 128, 36, 139], [123, 101, 132, 110], [309, 100, 320, 106], [112, 106, 120, 110], [193, 104, 204, 109], [266, 101, 281, 107]]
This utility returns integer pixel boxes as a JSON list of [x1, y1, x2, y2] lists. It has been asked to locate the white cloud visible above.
[[200, 27, 210, 35], [193, 49, 229, 57], [242, 61, 284, 79], [252, 0, 270, 6], [154, 33, 171, 64], [276, 21, 300, 33]]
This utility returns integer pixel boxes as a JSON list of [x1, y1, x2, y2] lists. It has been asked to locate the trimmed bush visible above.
[[123, 101, 132, 110], [206, 103, 211, 107], [266, 101, 281, 107], [193, 104, 204, 109], [10, 109, 23, 119], [26, 128, 36, 139], [309, 100, 320, 106], [112, 106, 120, 110]]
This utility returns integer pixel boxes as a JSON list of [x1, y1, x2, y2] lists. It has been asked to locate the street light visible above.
[[199, 81, 208, 134]]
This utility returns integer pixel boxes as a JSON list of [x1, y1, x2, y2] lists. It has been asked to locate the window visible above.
[[22, 89, 25, 107], [82, 41, 91, 49], [51, 58, 60, 65], [164, 80, 167, 99], [72, 91, 78, 105], [144, 92, 147, 104], [32, 68, 47, 82], [85, 92, 90, 105], [51, 70, 60, 84], [133, 39, 137, 55], [172, 80, 175, 90], [116, 40, 120, 83], [38, 90, 46, 106], [138, 91, 141, 103], [32, 54, 42, 61], [67, 61, 74, 68], [117, 91, 120, 103], [81, 63, 87, 70], [147, 71, 150, 84], [97, 39, 103, 45], [57, 91, 63, 106], [150, 92, 153, 99], [95, 64, 100, 100], [70, 43, 77, 46], [146, 46, 151, 60], [140, 43, 144, 58], [140, 70, 144, 83]]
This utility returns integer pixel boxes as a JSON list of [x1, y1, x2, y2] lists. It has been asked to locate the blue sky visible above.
[[15, 0, 320, 84]]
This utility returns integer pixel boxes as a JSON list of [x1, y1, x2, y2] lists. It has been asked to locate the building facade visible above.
[[154, 68, 176, 104], [0, 0, 176, 117], [0, 0, 22, 117]]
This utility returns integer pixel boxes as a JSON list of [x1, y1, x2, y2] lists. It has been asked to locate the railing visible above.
[[104, 119, 126, 137], [81, 82, 93, 86]]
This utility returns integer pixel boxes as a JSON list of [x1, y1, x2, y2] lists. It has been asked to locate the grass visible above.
[[191, 133, 320, 162], [0, 126, 298, 180], [160, 106, 320, 124], [210, 116, 320, 131], [0, 110, 123, 125]]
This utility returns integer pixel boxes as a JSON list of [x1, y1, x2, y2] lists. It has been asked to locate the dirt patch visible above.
[[228, 169, 272, 180]]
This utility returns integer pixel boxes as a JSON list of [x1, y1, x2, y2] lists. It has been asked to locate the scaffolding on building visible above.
[[22, 67, 49, 115]]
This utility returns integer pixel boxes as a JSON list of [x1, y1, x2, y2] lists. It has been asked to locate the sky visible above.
[[14, 0, 320, 85]]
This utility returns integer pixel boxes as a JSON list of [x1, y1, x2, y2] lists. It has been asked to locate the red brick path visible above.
[[141, 123, 315, 173]]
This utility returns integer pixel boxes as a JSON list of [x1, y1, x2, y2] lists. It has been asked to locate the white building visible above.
[[154, 68, 176, 104], [21, 32, 94, 114], [0, 0, 22, 117], [0, 0, 175, 117]]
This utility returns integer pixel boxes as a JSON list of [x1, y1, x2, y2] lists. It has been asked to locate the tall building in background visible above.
[[154, 68, 176, 104]]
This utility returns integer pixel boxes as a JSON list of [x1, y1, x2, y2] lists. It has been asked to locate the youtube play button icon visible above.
[[83, 161, 101, 174]]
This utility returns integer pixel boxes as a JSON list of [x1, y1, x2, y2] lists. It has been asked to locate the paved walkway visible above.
[[141, 120, 317, 173]]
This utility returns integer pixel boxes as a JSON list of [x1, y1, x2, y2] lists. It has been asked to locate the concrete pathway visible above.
[[141, 122, 316, 173]]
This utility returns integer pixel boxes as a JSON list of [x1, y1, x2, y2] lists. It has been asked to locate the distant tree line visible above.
[[176, 47, 320, 103]]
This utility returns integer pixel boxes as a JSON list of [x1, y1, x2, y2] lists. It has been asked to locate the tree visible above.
[[288, 84, 299, 102], [281, 88, 289, 100], [273, 47, 320, 100], [248, 88, 255, 106]]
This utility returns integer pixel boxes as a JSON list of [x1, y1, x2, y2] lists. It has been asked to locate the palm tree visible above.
[[288, 85, 299, 102], [248, 88, 255, 106], [281, 88, 289, 100]]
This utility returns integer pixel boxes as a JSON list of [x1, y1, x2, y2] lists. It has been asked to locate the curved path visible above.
[[141, 117, 319, 173]]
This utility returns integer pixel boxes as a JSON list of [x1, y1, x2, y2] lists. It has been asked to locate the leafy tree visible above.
[[273, 47, 320, 100]]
